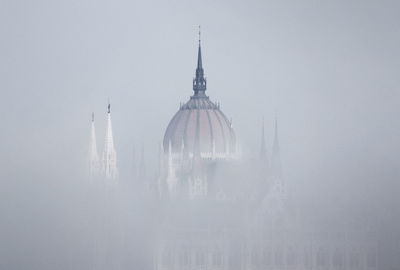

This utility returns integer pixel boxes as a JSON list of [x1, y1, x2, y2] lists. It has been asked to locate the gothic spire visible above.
[[101, 102, 118, 181], [89, 112, 100, 178], [139, 144, 146, 180], [271, 115, 282, 179], [260, 117, 268, 163], [193, 26, 207, 96], [132, 144, 137, 180], [197, 30, 203, 70]]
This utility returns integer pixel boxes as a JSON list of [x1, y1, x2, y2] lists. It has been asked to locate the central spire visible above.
[[193, 26, 207, 96]]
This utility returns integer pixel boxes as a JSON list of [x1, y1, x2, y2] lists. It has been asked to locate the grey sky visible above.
[[0, 0, 399, 267]]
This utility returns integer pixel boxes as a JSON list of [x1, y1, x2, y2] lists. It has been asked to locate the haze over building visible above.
[[88, 35, 378, 270], [1, 1, 399, 269]]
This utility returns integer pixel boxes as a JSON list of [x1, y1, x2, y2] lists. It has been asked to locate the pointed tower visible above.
[[139, 144, 146, 180], [193, 27, 207, 97], [89, 112, 100, 178], [271, 116, 282, 180], [259, 117, 268, 166], [101, 102, 119, 181], [258, 115, 286, 220], [132, 145, 137, 181], [270, 115, 286, 202]]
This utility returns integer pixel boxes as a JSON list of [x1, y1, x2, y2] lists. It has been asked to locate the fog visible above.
[[0, 0, 399, 269]]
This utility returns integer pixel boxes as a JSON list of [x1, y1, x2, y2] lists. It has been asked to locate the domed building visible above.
[[153, 38, 378, 270], [163, 41, 236, 158], [160, 40, 240, 197], [86, 35, 378, 270]]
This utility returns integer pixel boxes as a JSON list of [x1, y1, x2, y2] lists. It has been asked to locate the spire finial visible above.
[[198, 25, 201, 45], [107, 98, 111, 114], [92, 112, 94, 122], [193, 26, 206, 96]]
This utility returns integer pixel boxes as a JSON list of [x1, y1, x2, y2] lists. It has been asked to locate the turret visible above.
[[101, 102, 119, 181], [89, 112, 100, 179], [259, 117, 268, 166], [271, 116, 282, 180], [139, 145, 146, 180]]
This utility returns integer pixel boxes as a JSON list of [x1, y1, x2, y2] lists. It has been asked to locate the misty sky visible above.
[[0, 0, 399, 266]]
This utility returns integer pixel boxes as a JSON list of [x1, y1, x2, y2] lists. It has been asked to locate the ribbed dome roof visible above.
[[163, 40, 236, 155], [163, 96, 235, 155]]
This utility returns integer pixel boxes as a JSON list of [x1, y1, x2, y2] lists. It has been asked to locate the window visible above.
[[304, 250, 311, 268], [213, 251, 222, 266], [251, 247, 259, 267], [162, 250, 173, 267], [287, 248, 296, 267], [333, 248, 344, 269], [317, 247, 327, 267], [275, 249, 283, 267], [349, 251, 360, 268], [367, 249, 377, 268], [262, 249, 271, 266], [179, 250, 189, 266], [196, 250, 205, 266]]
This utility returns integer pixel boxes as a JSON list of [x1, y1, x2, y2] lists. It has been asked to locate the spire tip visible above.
[[198, 25, 201, 45]]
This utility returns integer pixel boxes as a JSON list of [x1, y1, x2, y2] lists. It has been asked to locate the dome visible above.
[[163, 41, 236, 156], [163, 96, 236, 155]]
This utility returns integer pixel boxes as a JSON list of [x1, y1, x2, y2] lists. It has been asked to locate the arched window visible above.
[[304, 249, 311, 268], [275, 249, 283, 267], [251, 247, 259, 267], [213, 251, 222, 266], [349, 251, 360, 268], [333, 248, 345, 269], [287, 247, 296, 267], [317, 247, 328, 267], [367, 249, 377, 268], [179, 250, 189, 266], [262, 249, 271, 266], [196, 250, 205, 266], [162, 250, 173, 267]]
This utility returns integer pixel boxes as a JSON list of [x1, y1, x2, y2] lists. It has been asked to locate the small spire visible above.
[[101, 103, 118, 181], [89, 113, 100, 179], [260, 116, 268, 161], [197, 40, 203, 70], [271, 114, 282, 179], [273, 114, 279, 152], [139, 144, 146, 180], [193, 27, 206, 96], [107, 103, 111, 114]]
